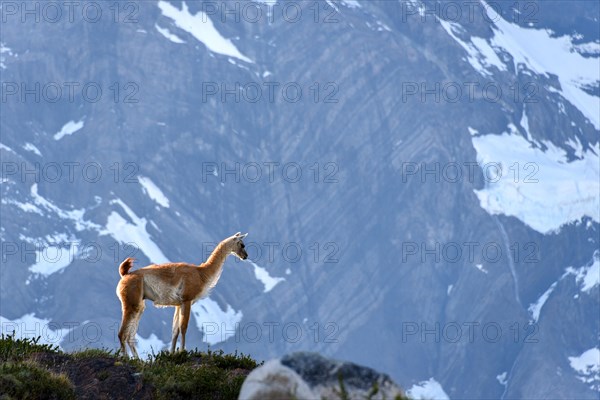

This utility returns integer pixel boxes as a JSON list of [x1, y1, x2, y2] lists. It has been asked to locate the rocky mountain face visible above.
[[1, 0, 598, 398]]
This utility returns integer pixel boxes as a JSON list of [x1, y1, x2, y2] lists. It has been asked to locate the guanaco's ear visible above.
[[240, 233, 248, 239]]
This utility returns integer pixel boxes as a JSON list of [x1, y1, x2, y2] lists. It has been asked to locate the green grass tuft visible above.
[[0, 333, 61, 362], [210, 349, 260, 370], [0, 361, 75, 400], [137, 348, 260, 400], [70, 347, 116, 359]]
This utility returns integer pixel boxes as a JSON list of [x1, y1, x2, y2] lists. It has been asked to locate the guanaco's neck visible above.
[[199, 240, 230, 277]]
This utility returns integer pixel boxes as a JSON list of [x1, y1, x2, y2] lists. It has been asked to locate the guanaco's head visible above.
[[230, 232, 248, 260]]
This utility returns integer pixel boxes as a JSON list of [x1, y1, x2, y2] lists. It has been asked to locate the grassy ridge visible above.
[[0, 334, 260, 399]]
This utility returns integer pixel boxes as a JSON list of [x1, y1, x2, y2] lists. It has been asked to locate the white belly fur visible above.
[[144, 268, 223, 307], [144, 275, 183, 306]]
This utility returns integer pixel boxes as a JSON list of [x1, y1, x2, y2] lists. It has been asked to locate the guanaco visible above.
[[116, 232, 248, 357]]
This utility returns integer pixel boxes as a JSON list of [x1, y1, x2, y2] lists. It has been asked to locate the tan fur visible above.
[[116, 232, 248, 357]]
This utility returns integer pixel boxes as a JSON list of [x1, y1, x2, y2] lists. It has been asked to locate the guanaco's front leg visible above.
[[170, 306, 180, 353], [179, 301, 192, 351]]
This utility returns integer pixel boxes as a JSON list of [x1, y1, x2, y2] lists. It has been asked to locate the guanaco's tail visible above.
[[119, 257, 135, 277]]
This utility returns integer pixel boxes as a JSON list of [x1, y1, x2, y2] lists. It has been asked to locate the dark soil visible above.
[[30, 352, 154, 399]]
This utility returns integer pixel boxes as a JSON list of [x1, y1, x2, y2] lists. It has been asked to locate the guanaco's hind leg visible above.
[[118, 311, 130, 356], [170, 306, 181, 353], [126, 304, 144, 358], [178, 301, 192, 352], [116, 276, 144, 358], [118, 303, 144, 358]]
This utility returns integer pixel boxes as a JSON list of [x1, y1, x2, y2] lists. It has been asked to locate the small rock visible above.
[[239, 352, 405, 400]]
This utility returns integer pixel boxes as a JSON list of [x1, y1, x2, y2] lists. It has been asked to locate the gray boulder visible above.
[[239, 352, 406, 399]]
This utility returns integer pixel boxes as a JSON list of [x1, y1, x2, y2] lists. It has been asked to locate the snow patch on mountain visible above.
[[325, 0, 339, 13], [528, 281, 557, 322], [439, 20, 506, 76], [29, 233, 79, 277], [191, 297, 243, 345], [440, 6, 600, 129], [135, 333, 167, 359], [31, 184, 100, 231], [565, 136, 586, 159], [578, 252, 600, 292], [1, 198, 43, 214], [568, 347, 600, 391], [340, 0, 361, 8], [472, 131, 600, 234], [0, 142, 16, 153], [468, 127, 479, 136], [0, 43, 14, 69], [527, 252, 598, 321], [475, 263, 488, 274], [157, 1, 252, 63], [573, 41, 600, 57], [155, 24, 185, 44], [248, 261, 285, 293], [23, 142, 42, 156], [407, 378, 450, 400], [565, 251, 600, 293], [29, 247, 73, 276], [101, 199, 169, 264], [54, 120, 84, 140], [138, 176, 170, 208], [0, 313, 72, 350], [496, 371, 507, 386], [520, 108, 532, 141], [487, 9, 600, 129]]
